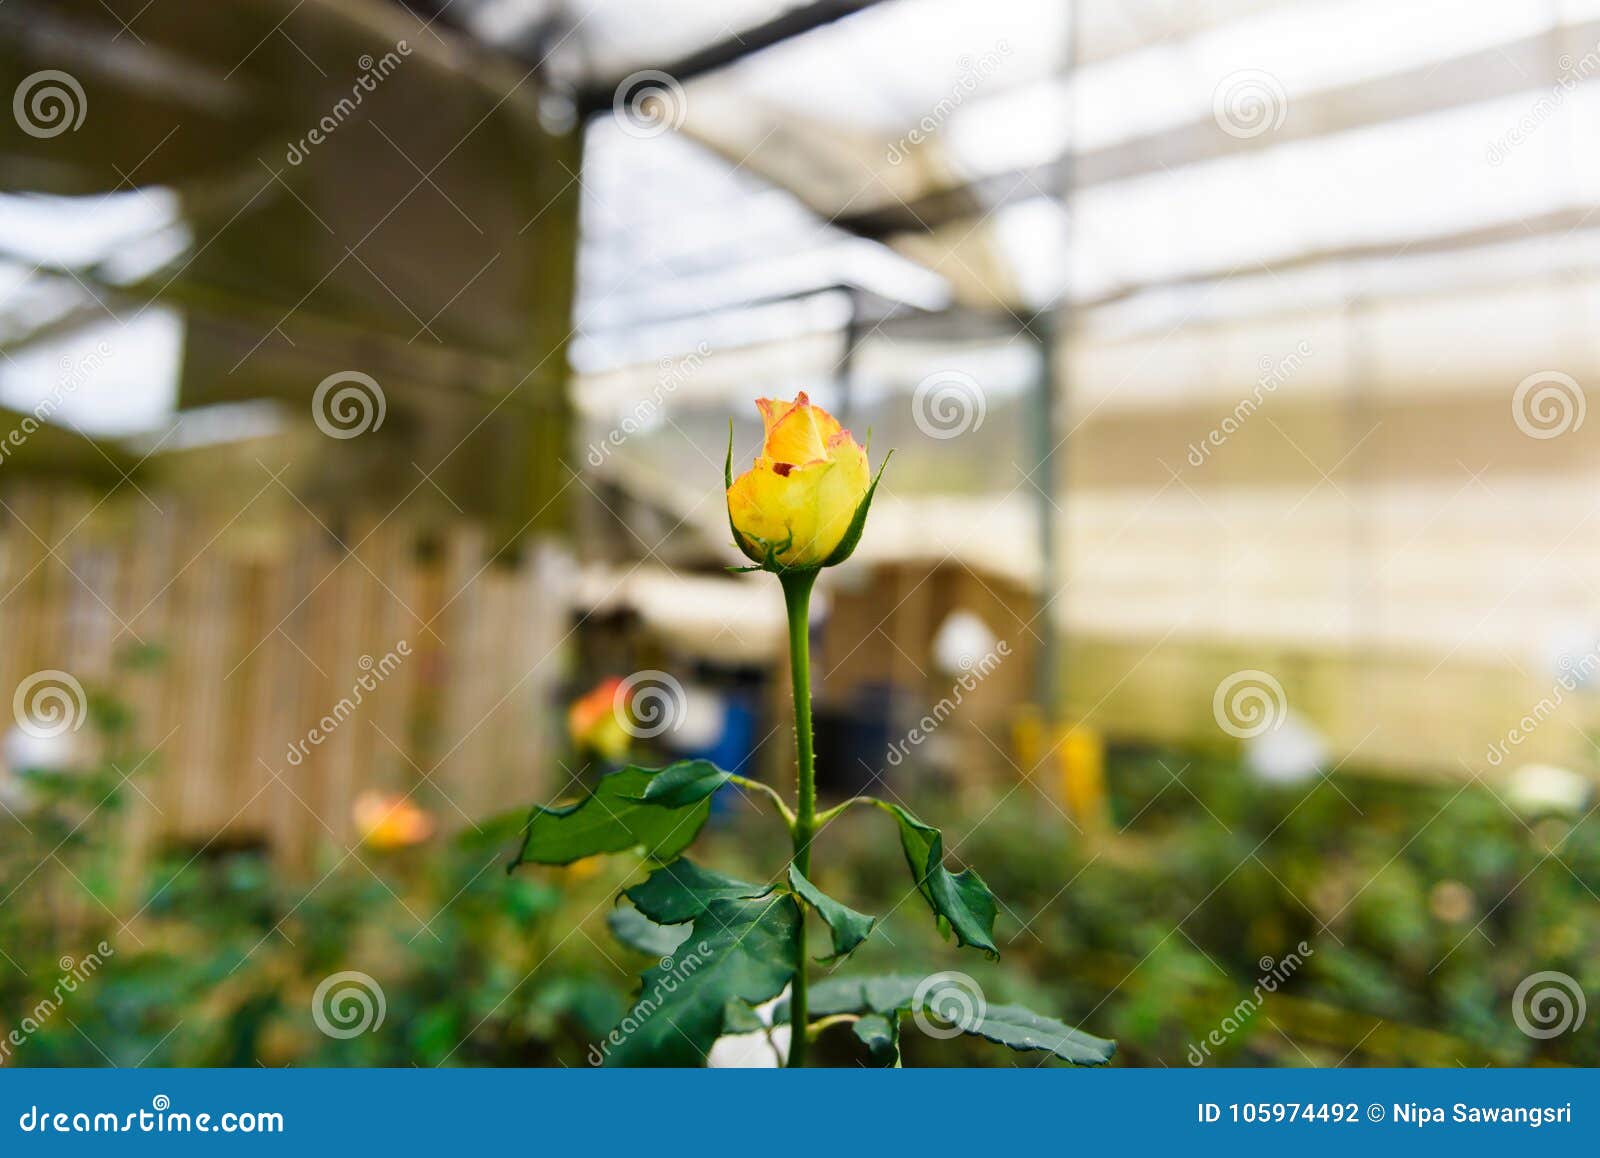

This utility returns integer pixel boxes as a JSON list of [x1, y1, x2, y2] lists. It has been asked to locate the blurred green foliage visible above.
[[2, 801, 636, 1066], [3, 675, 1595, 1067], [0, 658, 633, 1067], [779, 748, 1600, 1067]]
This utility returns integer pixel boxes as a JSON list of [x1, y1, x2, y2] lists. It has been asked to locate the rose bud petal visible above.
[[726, 392, 874, 570]]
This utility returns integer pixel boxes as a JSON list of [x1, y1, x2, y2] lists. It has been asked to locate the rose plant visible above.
[[510, 393, 1114, 1067]]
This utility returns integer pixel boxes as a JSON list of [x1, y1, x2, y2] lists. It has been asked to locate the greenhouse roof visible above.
[[5, 0, 1599, 432], [529, 0, 1600, 366]]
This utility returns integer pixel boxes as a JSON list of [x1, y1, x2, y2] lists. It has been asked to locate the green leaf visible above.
[[801, 974, 920, 1019], [787, 864, 876, 961], [820, 450, 892, 567], [627, 759, 731, 807], [607, 906, 690, 957], [624, 859, 772, 925], [510, 764, 711, 868], [963, 1003, 1117, 1065], [454, 805, 535, 852], [853, 1012, 901, 1066], [880, 802, 999, 957], [799, 974, 1114, 1066], [602, 895, 800, 1067], [721, 998, 767, 1035]]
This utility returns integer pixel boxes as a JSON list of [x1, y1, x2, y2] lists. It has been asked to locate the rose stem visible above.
[[780, 567, 818, 1067]]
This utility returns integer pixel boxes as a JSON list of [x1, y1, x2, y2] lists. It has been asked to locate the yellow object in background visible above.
[[563, 856, 604, 883], [1012, 710, 1109, 830], [1059, 725, 1109, 831], [1012, 707, 1046, 774]]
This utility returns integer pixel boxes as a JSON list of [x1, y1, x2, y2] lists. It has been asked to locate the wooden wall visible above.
[[0, 487, 568, 868]]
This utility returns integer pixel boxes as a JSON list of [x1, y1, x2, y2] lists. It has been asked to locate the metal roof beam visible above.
[[574, 0, 892, 115]]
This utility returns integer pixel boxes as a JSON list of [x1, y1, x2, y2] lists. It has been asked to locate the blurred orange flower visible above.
[[568, 676, 631, 762], [353, 791, 434, 850]]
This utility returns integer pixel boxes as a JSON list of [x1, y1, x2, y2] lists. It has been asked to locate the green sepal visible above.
[[508, 763, 712, 868], [740, 528, 794, 573], [602, 894, 800, 1067], [607, 905, 691, 957], [819, 449, 892, 567], [624, 859, 772, 925], [787, 864, 876, 962], [625, 759, 731, 808], [853, 1012, 901, 1066], [880, 801, 999, 957]]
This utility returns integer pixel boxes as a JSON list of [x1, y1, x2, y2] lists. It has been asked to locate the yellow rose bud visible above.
[[726, 393, 875, 570]]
